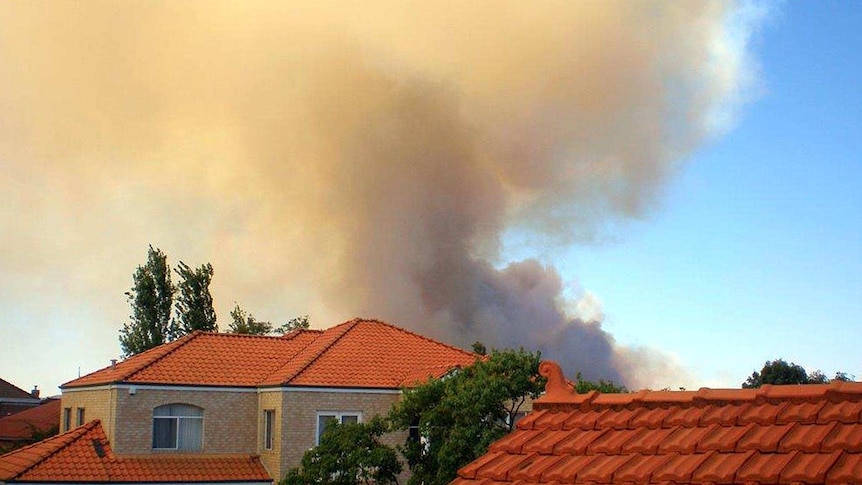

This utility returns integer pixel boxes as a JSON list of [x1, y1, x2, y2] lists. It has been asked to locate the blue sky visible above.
[[552, 3, 862, 386]]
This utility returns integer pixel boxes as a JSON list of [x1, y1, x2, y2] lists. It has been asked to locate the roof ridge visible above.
[[0, 420, 102, 479], [536, 361, 862, 410], [358, 318, 476, 358], [258, 328, 334, 385], [120, 332, 205, 383], [276, 319, 362, 385]]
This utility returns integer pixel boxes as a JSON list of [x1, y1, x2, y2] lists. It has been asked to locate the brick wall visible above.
[[60, 388, 118, 437], [277, 389, 403, 479], [111, 387, 259, 454], [257, 390, 283, 478]]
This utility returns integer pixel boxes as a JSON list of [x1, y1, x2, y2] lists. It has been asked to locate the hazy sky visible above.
[[1, 1, 859, 396]]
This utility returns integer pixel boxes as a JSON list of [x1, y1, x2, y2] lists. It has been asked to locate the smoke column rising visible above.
[[0, 1, 763, 388]]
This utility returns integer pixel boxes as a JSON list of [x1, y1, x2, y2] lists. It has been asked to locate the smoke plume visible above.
[[0, 1, 762, 389]]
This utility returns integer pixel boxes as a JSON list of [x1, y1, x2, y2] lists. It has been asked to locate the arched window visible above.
[[152, 404, 203, 450]]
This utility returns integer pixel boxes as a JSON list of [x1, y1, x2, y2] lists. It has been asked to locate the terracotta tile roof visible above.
[[0, 380, 35, 401], [0, 420, 272, 483], [62, 319, 477, 389], [0, 399, 60, 441], [452, 360, 862, 485]]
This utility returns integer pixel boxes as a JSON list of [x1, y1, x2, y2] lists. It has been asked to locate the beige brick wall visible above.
[[277, 389, 402, 480], [257, 390, 283, 478], [60, 388, 119, 438], [111, 387, 259, 454]]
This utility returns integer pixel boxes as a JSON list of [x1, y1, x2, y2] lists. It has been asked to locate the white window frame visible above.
[[263, 409, 275, 450], [315, 411, 361, 445], [152, 404, 204, 451]]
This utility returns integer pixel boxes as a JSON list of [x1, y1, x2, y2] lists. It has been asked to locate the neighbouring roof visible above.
[[0, 380, 36, 402], [62, 318, 477, 390], [452, 360, 862, 485], [0, 420, 272, 483], [0, 400, 60, 441]]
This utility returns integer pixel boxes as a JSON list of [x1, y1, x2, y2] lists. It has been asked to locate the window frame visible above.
[[263, 409, 275, 450], [152, 404, 204, 451], [75, 407, 85, 427], [315, 411, 361, 445], [62, 407, 71, 431]]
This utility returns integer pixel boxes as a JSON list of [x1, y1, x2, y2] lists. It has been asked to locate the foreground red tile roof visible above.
[[0, 399, 60, 441], [0, 420, 272, 483], [452, 360, 862, 485], [63, 319, 477, 389]]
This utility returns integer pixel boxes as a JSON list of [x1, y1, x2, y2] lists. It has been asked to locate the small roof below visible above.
[[0, 399, 60, 442], [0, 420, 272, 483], [452, 360, 862, 485]]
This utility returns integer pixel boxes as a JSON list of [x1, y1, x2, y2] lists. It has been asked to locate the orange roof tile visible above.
[[0, 399, 60, 441], [453, 360, 862, 485], [0, 420, 271, 483], [62, 319, 477, 390]]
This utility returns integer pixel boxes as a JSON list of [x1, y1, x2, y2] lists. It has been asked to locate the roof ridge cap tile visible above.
[[120, 331, 204, 383], [275, 319, 361, 385], [359, 318, 477, 358], [0, 419, 102, 479]]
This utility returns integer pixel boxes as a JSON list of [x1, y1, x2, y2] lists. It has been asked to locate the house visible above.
[[0, 380, 40, 418], [451, 360, 862, 485], [1, 318, 477, 483], [0, 399, 60, 452]]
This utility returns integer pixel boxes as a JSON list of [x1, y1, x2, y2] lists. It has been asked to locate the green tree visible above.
[[119, 246, 176, 357], [274, 314, 311, 334], [280, 416, 401, 485], [742, 359, 853, 388], [389, 349, 544, 485], [574, 371, 628, 394], [174, 261, 217, 335], [226, 304, 273, 335]]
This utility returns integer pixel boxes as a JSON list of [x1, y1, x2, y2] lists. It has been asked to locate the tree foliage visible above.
[[119, 246, 176, 357], [389, 349, 545, 485], [174, 261, 217, 335], [280, 416, 401, 485], [226, 304, 273, 335], [574, 371, 628, 394], [275, 314, 311, 334], [743, 359, 853, 388]]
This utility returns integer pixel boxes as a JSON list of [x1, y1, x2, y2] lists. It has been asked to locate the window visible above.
[[63, 408, 71, 431], [152, 404, 203, 450], [316, 411, 360, 444], [76, 408, 85, 426], [263, 409, 275, 450]]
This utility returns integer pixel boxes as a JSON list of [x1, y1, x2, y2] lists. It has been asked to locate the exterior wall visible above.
[[257, 390, 283, 478], [110, 387, 258, 455], [60, 388, 119, 438], [277, 389, 402, 480]]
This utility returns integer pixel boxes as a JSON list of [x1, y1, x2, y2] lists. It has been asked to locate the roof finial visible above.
[[539, 361, 571, 400]]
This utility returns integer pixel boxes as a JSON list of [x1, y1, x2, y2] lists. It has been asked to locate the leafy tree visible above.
[[226, 304, 273, 335], [389, 349, 544, 485], [274, 314, 311, 334], [280, 416, 401, 485], [119, 246, 176, 357], [471, 341, 487, 355], [574, 371, 628, 394], [174, 261, 217, 335], [742, 359, 854, 388]]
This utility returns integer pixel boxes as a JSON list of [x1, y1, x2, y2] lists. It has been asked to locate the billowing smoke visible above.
[[0, 1, 763, 389]]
